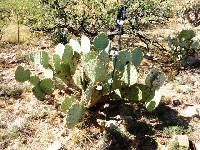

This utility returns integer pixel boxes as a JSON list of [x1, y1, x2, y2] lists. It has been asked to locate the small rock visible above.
[[0, 100, 6, 108], [182, 106, 198, 117], [8, 117, 26, 130], [173, 135, 189, 149], [46, 140, 62, 150], [105, 120, 118, 129], [173, 99, 182, 106], [179, 85, 190, 93], [158, 144, 168, 150], [195, 142, 200, 150], [175, 76, 182, 82]]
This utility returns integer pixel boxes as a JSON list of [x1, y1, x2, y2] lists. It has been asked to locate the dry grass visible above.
[[1, 22, 32, 43]]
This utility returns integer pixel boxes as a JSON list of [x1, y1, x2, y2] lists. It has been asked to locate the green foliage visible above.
[[168, 29, 199, 65], [0, 0, 54, 30], [1, 0, 173, 36], [15, 33, 165, 128]]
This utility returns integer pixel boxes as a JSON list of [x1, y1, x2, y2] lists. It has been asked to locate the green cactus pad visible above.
[[131, 48, 143, 67], [83, 59, 96, 83], [41, 51, 49, 69], [32, 84, 46, 101], [60, 63, 71, 76], [115, 50, 132, 72], [82, 51, 97, 62], [39, 78, 54, 94], [15, 66, 30, 82], [95, 61, 109, 82], [146, 101, 156, 112], [93, 33, 109, 50], [145, 90, 161, 111], [121, 64, 138, 86], [30, 76, 40, 86], [53, 54, 62, 72], [72, 69, 83, 88], [61, 96, 75, 112], [65, 104, 84, 129], [138, 84, 155, 102], [62, 45, 73, 64], [145, 68, 165, 90], [97, 50, 109, 66], [121, 85, 142, 102]]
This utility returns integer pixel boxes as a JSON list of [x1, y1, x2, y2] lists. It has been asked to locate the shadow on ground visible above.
[[86, 101, 192, 150]]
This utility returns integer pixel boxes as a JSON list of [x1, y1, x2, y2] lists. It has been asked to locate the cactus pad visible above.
[[30, 76, 40, 86], [145, 90, 161, 111], [121, 85, 142, 102], [61, 96, 75, 112], [145, 68, 165, 90], [65, 104, 84, 129], [121, 64, 138, 86], [15, 66, 30, 82], [53, 54, 62, 72], [131, 48, 143, 67], [39, 78, 54, 94], [41, 51, 49, 69], [32, 84, 46, 100], [62, 45, 73, 64], [93, 33, 109, 50], [115, 50, 131, 72]]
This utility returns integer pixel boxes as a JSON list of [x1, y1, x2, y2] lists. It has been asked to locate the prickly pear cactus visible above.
[[65, 104, 84, 129], [15, 66, 31, 82], [15, 32, 166, 129]]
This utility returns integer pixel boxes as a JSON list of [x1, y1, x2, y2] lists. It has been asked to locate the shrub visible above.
[[168, 29, 200, 66], [1, 0, 173, 35]]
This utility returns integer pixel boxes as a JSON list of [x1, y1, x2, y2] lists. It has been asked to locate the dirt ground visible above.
[[0, 1, 200, 150]]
